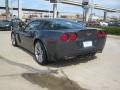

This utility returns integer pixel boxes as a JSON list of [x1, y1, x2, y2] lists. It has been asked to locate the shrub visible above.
[[92, 26, 120, 35]]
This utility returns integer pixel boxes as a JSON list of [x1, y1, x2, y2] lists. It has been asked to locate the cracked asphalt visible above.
[[0, 31, 120, 90]]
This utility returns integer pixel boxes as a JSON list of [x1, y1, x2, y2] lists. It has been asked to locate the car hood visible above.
[[0, 23, 11, 27]]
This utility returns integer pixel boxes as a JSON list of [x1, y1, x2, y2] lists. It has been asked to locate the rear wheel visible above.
[[88, 53, 96, 57], [11, 33, 17, 46], [34, 41, 47, 65]]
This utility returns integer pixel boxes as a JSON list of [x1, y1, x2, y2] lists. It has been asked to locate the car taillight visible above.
[[60, 34, 69, 42], [97, 31, 101, 38], [97, 31, 106, 38], [69, 33, 78, 41], [102, 31, 106, 37]]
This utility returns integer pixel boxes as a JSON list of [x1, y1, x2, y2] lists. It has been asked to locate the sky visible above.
[[0, 0, 120, 17]]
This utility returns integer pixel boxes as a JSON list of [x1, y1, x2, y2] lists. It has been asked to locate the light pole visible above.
[[10, 0, 14, 19], [5, 0, 9, 19], [48, 0, 51, 18], [104, 11, 107, 21], [49, 0, 60, 18], [90, 0, 94, 21], [18, 0, 22, 19], [53, 3, 57, 18], [82, 0, 89, 22]]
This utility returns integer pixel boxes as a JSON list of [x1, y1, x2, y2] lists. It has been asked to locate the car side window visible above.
[[25, 21, 42, 31], [41, 21, 54, 30], [53, 21, 70, 29]]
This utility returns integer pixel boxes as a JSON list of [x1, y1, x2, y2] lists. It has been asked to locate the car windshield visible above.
[[51, 19, 86, 30]]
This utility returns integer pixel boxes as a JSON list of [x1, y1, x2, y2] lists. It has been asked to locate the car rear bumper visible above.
[[55, 47, 102, 60], [47, 37, 106, 61]]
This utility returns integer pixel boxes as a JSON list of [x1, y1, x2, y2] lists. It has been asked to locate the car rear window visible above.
[[52, 19, 86, 30]]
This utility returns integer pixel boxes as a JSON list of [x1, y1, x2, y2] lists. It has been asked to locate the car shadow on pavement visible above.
[[17, 46, 34, 56], [47, 56, 97, 68], [0, 55, 89, 90], [0, 52, 89, 90]]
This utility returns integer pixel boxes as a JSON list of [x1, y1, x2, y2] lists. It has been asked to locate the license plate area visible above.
[[83, 41, 93, 48]]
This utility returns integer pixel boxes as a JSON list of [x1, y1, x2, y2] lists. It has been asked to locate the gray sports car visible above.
[[11, 18, 106, 65]]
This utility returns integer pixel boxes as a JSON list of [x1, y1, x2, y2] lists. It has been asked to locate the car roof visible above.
[[32, 18, 75, 22]]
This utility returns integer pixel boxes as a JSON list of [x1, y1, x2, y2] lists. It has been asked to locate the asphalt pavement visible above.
[[0, 31, 120, 90]]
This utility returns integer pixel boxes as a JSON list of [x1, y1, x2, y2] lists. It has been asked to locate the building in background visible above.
[[0, 8, 119, 21]]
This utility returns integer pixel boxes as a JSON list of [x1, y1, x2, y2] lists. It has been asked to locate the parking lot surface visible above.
[[0, 31, 120, 90]]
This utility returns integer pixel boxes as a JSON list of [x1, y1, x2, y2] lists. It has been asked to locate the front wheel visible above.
[[11, 33, 17, 46], [34, 41, 47, 65]]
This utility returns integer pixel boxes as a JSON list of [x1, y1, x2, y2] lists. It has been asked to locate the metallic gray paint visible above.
[[11, 19, 106, 61]]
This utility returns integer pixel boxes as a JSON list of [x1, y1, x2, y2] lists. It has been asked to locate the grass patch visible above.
[[92, 26, 120, 35]]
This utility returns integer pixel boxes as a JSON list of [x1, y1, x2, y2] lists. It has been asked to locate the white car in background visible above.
[[100, 21, 108, 26]]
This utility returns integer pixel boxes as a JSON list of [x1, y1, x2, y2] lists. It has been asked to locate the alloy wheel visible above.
[[35, 42, 44, 63], [11, 34, 16, 46]]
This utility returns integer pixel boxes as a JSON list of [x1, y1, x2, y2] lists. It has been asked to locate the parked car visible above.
[[0, 19, 19, 31], [11, 18, 106, 65], [87, 21, 100, 26], [11, 18, 22, 24], [0, 18, 21, 31], [108, 21, 120, 27], [99, 21, 108, 27]]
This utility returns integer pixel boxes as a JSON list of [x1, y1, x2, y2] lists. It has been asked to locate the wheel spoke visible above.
[[12, 34, 15, 45], [35, 43, 43, 63]]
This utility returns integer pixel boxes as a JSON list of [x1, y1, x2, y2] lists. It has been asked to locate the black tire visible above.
[[34, 41, 48, 65], [10, 26, 13, 31], [88, 53, 96, 57], [11, 33, 17, 46]]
